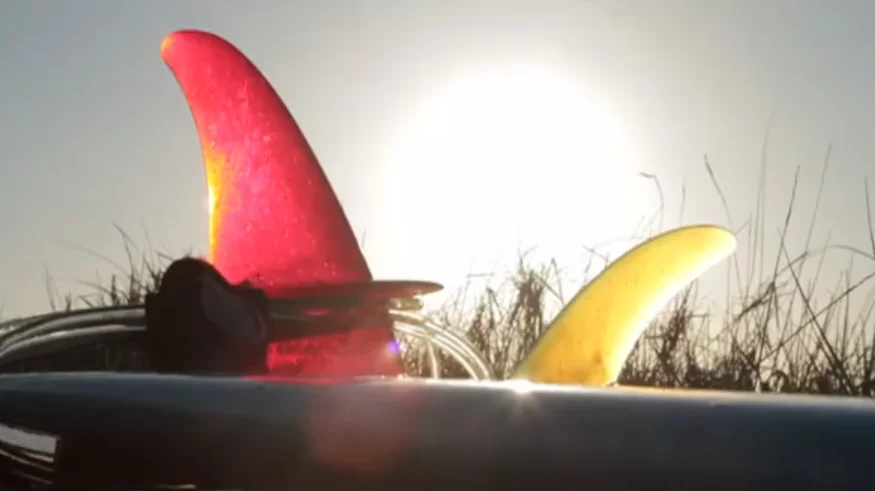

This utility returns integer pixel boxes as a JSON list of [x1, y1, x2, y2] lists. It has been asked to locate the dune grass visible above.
[[402, 149, 875, 396], [7, 151, 875, 396]]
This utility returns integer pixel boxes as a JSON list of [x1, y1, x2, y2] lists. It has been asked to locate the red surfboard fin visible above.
[[161, 30, 403, 376]]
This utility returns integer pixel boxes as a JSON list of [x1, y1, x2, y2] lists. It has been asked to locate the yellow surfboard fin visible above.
[[511, 224, 736, 386]]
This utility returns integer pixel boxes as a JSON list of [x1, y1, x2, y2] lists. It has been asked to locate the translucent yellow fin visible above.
[[511, 224, 736, 386]]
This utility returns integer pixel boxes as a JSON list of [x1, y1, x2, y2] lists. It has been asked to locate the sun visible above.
[[373, 64, 645, 289]]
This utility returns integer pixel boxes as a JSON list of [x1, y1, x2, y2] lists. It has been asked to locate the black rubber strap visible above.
[[145, 257, 268, 374]]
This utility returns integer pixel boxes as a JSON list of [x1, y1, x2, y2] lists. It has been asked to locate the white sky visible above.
[[2, 1, 874, 320]]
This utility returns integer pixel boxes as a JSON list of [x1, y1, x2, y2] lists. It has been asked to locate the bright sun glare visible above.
[[377, 64, 645, 288]]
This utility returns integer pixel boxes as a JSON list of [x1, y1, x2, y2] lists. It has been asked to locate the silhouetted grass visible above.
[[7, 152, 875, 396], [402, 148, 875, 396]]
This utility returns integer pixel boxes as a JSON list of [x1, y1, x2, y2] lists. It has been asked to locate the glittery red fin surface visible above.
[[161, 30, 403, 376], [161, 30, 369, 290]]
